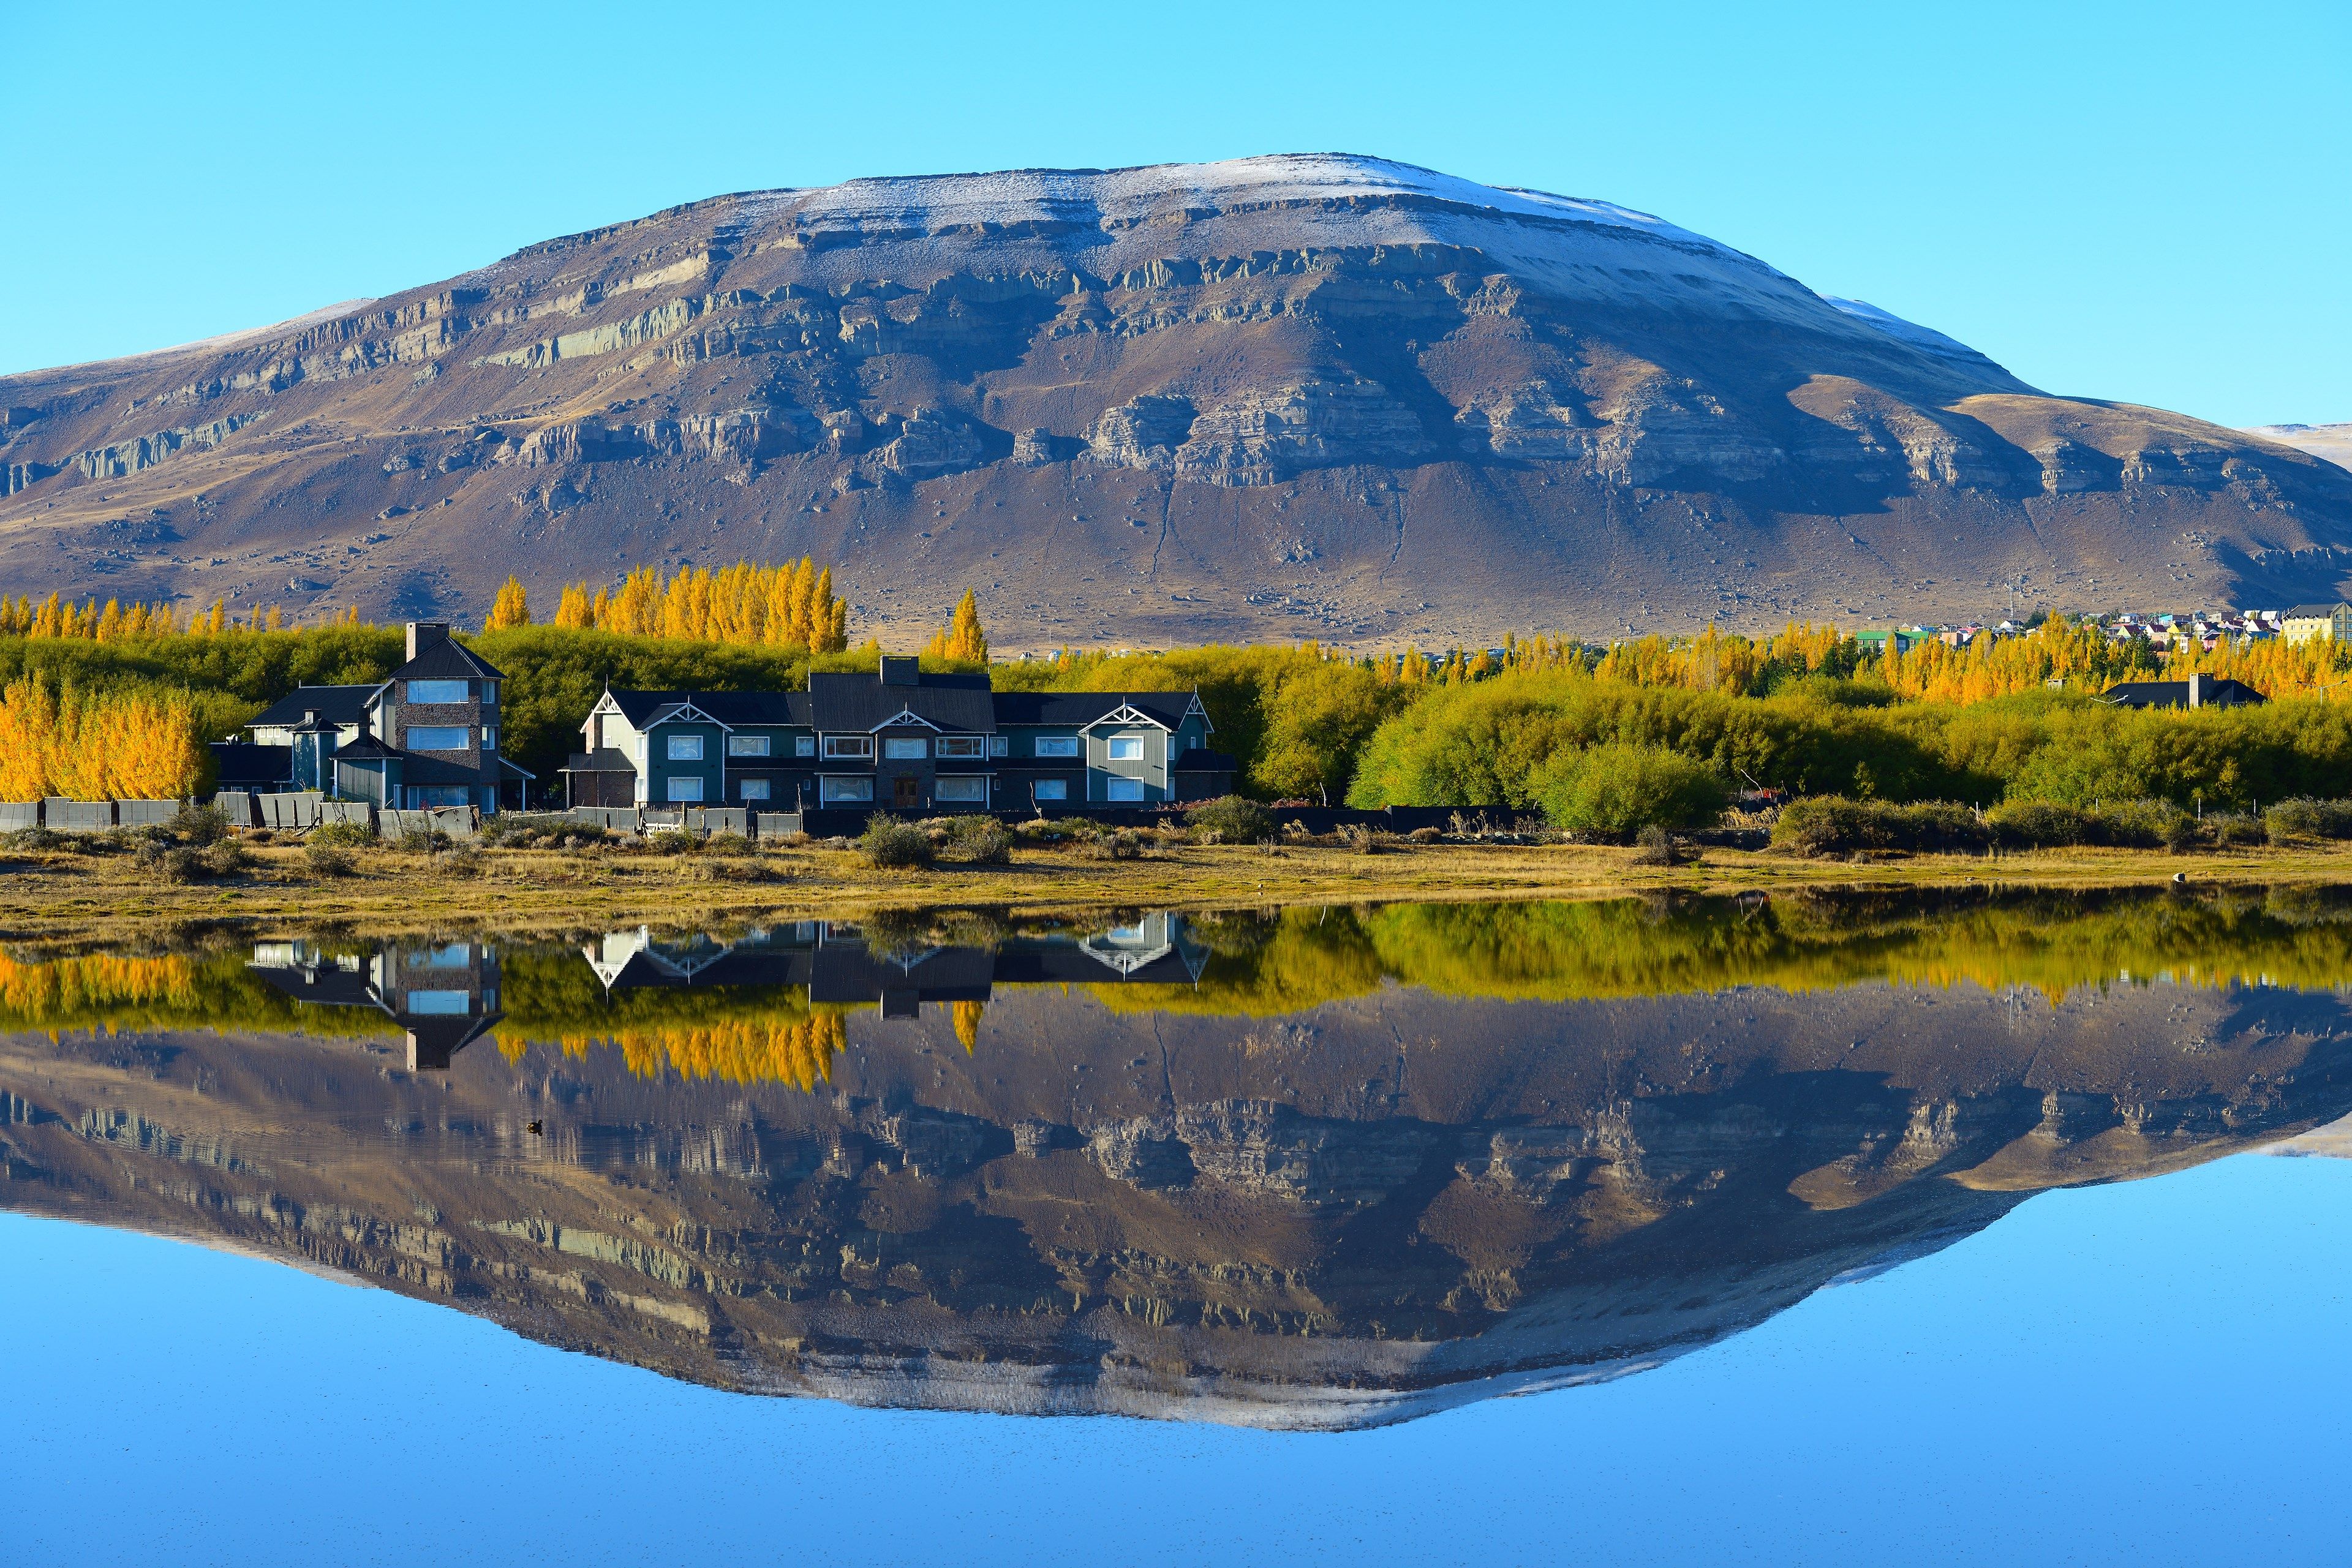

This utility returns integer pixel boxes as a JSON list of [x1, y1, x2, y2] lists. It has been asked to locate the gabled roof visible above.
[[810, 669, 995, 734], [990, 690, 1207, 731], [596, 688, 812, 729], [247, 684, 377, 730], [391, 637, 503, 682]]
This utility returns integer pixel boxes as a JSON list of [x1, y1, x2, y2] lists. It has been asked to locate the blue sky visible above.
[[3, 0, 2345, 428]]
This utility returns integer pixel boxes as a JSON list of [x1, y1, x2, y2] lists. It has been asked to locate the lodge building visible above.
[[560, 655, 1234, 812]]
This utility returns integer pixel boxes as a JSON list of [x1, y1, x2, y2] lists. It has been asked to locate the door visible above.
[[894, 774, 920, 809]]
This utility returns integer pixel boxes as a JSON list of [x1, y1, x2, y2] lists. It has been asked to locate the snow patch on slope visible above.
[[1819, 296, 1990, 364]]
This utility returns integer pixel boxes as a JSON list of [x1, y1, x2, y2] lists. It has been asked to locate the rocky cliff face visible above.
[[2, 153, 2348, 643], [4, 959, 2346, 1428]]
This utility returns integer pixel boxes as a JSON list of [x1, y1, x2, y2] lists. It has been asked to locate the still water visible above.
[[4, 888, 2351, 1564]]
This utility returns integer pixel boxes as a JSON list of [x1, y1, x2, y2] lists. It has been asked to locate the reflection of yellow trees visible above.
[[0, 951, 398, 1038], [952, 999, 984, 1053], [1082, 894, 2352, 1017], [532, 1013, 850, 1090], [0, 952, 200, 1022]]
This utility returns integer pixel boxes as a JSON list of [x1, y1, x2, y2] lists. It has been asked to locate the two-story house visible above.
[[562, 654, 1234, 812], [221, 622, 533, 811]]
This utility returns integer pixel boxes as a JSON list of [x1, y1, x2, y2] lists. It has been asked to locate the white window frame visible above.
[[989, 735, 1009, 757], [405, 725, 470, 752], [1032, 778, 1069, 801], [1107, 734, 1145, 761], [822, 734, 874, 761], [666, 734, 704, 761], [795, 735, 816, 757], [1106, 777, 1147, 802], [937, 735, 986, 759], [738, 778, 772, 802], [728, 734, 771, 758], [935, 776, 987, 804], [665, 775, 705, 803], [821, 775, 874, 804], [882, 736, 928, 760], [1034, 736, 1080, 759]]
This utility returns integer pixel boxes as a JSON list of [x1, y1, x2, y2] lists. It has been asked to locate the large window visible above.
[[738, 778, 772, 802], [821, 735, 873, 760], [405, 725, 469, 752], [1033, 779, 1068, 802], [666, 734, 704, 761], [728, 734, 771, 757], [937, 736, 986, 759], [1033, 736, 1080, 758], [883, 736, 927, 760], [822, 776, 874, 804], [1106, 777, 1147, 802], [404, 990, 472, 1016], [405, 679, 469, 705], [936, 777, 987, 803], [409, 785, 474, 807], [665, 776, 704, 802], [1107, 735, 1145, 761]]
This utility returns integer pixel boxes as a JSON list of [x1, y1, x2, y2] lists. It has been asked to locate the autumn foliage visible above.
[[925, 590, 989, 663], [483, 576, 530, 631], [551, 558, 848, 650], [0, 592, 306, 640], [0, 674, 205, 800]]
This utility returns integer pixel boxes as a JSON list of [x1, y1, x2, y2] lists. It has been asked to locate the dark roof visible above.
[[990, 690, 1205, 730], [332, 734, 401, 761], [2284, 604, 2345, 618], [208, 741, 290, 788], [1173, 747, 1237, 772], [391, 637, 503, 682], [562, 748, 638, 774], [2101, 678, 2266, 708], [247, 685, 376, 730], [810, 669, 995, 733], [602, 688, 812, 728]]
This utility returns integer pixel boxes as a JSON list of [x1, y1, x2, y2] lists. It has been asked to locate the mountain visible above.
[[2247, 423, 2352, 475], [4, 153, 2349, 646]]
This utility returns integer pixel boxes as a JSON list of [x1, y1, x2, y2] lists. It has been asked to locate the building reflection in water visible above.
[[249, 940, 503, 1070]]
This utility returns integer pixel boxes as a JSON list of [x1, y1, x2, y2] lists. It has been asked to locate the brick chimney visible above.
[[406, 620, 450, 661]]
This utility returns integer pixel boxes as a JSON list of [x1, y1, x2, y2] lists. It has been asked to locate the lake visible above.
[[4, 887, 2351, 1564]]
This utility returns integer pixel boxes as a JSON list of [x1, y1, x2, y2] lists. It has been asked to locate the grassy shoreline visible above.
[[10, 836, 2352, 949]]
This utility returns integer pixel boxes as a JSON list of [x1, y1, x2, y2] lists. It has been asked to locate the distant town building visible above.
[[2281, 603, 2352, 646]]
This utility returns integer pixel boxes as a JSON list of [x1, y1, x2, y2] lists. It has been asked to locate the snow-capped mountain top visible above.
[[1819, 296, 1995, 366]]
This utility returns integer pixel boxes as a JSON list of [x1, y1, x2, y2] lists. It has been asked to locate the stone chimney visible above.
[[406, 621, 450, 661], [2188, 671, 2207, 708]]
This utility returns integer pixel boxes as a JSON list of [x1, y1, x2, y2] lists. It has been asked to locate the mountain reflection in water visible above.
[[4, 888, 2351, 1429]]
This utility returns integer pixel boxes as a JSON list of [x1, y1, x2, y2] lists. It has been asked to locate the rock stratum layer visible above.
[[4, 154, 2348, 644]]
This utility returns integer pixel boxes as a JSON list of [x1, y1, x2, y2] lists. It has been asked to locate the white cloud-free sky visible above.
[[2, 0, 2345, 428]]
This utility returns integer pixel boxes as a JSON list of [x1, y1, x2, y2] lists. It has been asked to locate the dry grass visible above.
[[7, 834, 2352, 946]]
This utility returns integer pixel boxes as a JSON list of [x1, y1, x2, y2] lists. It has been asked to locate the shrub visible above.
[[1772, 797, 1991, 857], [1406, 826, 1443, 844], [1629, 824, 1681, 865], [171, 802, 231, 846], [1533, 743, 1728, 840], [1076, 827, 1142, 861], [2206, 812, 2265, 848], [946, 816, 1013, 865], [2266, 797, 2352, 843], [1987, 800, 2093, 848], [309, 819, 373, 849], [858, 813, 936, 870], [304, 843, 357, 877], [1189, 794, 1275, 844]]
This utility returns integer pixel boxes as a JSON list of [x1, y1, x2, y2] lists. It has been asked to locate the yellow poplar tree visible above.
[[925, 590, 988, 663], [483, 575, 530, 631]]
